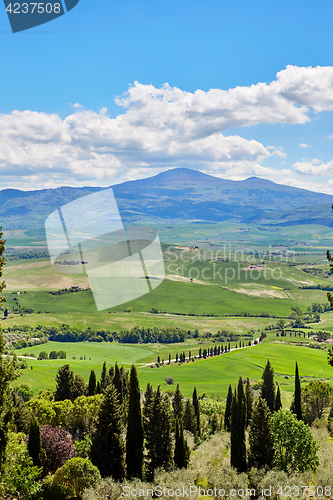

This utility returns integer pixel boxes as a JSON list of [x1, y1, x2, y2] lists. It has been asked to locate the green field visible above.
[[13, 337, 333, 410], [4, 222, 333, 404]]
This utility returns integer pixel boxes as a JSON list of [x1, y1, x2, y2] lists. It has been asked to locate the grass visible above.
[[13, 337, 333, 409], [3, 280, 307, 318]]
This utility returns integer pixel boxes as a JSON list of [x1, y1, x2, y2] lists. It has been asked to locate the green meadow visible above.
[[13, 339, 333, 409]]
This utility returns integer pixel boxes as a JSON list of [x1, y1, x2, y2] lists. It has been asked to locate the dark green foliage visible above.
[[245, 378, 253, 427], [172, 383, 184, 423], [145, 386, 173, 481], [143, 382, 154, 439], [183, 399, 197, 435], [248, 397, 274, 469], [88, 370, 96, 396], [291, 362, 302, 420], [100, 361, 108, 391], [174, 419, 190, 469], [192, 387, 200, 437], [261, 359, 275, 412], [11, 391, 31, 433], [91, 384, 126, 480], [54, 364, 74, 401], [275, 385, 282, 412], [113, 363, 123, 404], [72, 374, 87, 399], [28, 417, 44, 468], [230, 377, 247, 472], [96, 381, 101, 394], [224, 384, 233, 432], [126, 365, 143, 479]]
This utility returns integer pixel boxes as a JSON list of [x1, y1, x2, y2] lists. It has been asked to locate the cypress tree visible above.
[[183, 398, 197, 435], [248, 396, 274, 469], [230, 377, 247, 472], [168, 354, 171, 365], [113, 362, 123, 404], [174, 419, 190, 469], [96, 381, 101, 394], [192, 387, 200, 437], [172, 383, 184, 422], [145, 387, 173, 480], [291, 362, 302, 420], [108, 366, 114, 383], [143, 382, 154, 438], [261, 359, 275, 412], [224, 384, 233, 431], [245, 378, 253, 427], [275, 385, 282, 412], [88, 370, 96, 396], [126, 364, 143, 479], [91, 384, 126, 479], [100, 361, 108, 391], [54, 364, 74, 401], [27, 417, 44, 468]]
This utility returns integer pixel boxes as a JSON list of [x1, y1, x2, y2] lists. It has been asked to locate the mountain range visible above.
[[0, 168, 333, 230]]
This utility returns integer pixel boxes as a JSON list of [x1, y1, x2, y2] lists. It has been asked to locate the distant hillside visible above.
[[0, 168, 332, 229]]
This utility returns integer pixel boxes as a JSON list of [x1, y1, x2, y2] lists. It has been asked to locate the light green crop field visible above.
[[3, 279, 328, 320]]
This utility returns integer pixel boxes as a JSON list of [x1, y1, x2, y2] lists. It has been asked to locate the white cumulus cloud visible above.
[[1, 65, 333, 189]]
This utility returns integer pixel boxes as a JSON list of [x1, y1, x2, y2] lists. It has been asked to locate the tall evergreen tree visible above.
[[0, 228, 19, 473], [291, 362, 302, 420], [100, 361, 108, 391], [275, 385, 282, 412], [245, 378, 253, 427], [54, 364, 74, 401], [88, 370, 97, 396], [261, 359, 275, 412], [28, 417, 44, 468], [183, 398, 197, 435], [143, 382, 154, 439], [91, 384, 125, 479], [145, 387, 173, 480], [108, 366, 115, 383], [113, 363, 123, 404], [224, 384, 233, 431], [174, 419, 190, 469], [126, 365, 143, 479], [172, 383, 184, 423], [248, 397, 274, 469], [192, 387, 200, 437], [230, 377, 247, 472]]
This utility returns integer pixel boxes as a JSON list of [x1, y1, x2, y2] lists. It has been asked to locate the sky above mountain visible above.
[[1, 0, 333, 194]]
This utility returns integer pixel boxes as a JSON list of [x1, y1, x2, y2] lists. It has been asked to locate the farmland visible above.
[[2, 222, 333, 403]]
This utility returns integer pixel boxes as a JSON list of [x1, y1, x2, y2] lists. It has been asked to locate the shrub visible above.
[[82, 478, 122, 500], [165, 376, 174, 385], [52, 457, 101, 499], [38, 351, 48, 360], [40, 425, 76, 475]]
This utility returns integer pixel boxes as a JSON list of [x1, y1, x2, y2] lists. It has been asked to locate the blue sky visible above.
[[1, 0, 333, 192]]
